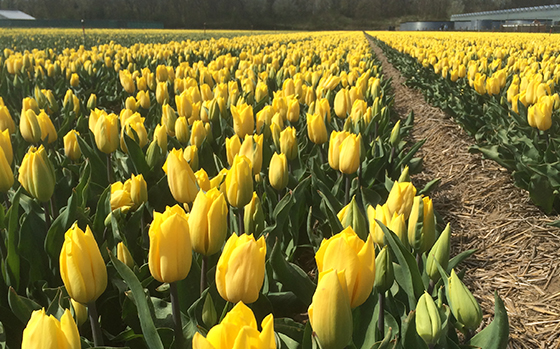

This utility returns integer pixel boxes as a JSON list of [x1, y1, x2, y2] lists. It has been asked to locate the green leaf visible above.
[[108, 251, 164, 349], [76, 135, 108, 187], [270, 240, 316, 305], [124, 132, 150, 175], [7, 287, 42, 324], [417, 178, 440, 196], [45, 188, 79, 267], [448, 249, 477, 271], [528, 174, 554, 214], [4, 187, 22, 291], [469, 292, 509, 349], [263, 191, 294, 244]]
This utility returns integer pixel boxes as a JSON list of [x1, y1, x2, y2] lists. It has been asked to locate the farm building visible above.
[[0, 10, 35, 20]]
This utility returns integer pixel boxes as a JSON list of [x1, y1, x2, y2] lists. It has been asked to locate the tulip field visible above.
[[369, 31, 560, 214], [0, 28, 509, 349]]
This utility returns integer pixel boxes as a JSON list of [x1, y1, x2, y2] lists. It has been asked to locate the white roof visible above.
[[0, 10, 35, 20]]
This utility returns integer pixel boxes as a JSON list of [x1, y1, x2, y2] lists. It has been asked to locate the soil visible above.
[[368, 38, 560, 349]]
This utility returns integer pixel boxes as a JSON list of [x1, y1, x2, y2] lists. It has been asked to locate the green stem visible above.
[[219, 301, 231, 323], [169, 282, 184, 348], [49, 195, 57, 220], [378, 292, 385, 337], [237, 206, 244, 235], [200, 256, 208, 296], [345, 174, 350, 205], [88, 301, 104, 346], [106, 153, 113, 183], [43, 201, 51, 228]]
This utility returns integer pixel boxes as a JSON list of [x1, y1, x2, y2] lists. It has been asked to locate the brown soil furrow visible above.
[[368, 38, 560, 349]]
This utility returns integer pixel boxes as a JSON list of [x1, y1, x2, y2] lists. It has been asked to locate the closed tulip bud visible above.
[[119, 70, 135, 94], [448, 269, 482, 330], [201, 293, 217, 328], [145, 140, 163, 169], [36, 110, 57, 144], [60, 224, 107, 304], [0, 147, 13, 193], [162, 104, 177, 136], [416, 292, 443, 345], [225, 154, 253, 208], [149, 205, 192, 283], [163, 148, 199, 204], [270, 122, 282, 150], [239, 134, 263, 175], [473, 74, 486, 95], [255, 81, 269, 103], [338, 133, 361, 175], [408, 196, 436, 254], [70, 299, 87, 327], [426, 224, 451, 282], [69, 73, 79, 87], [195, 168, 211, 192], [316, 227, 375, 308], [386, 181, 417, 219], [269, 152, 289, 191], [156, 82, 168, 105], [183, 144, 199, 171], [337, 196, 367, 240], [286, 97, 300, 123], [154, 123, 167, 151], [63, 130, 81, 161], [226, 134, 241, 167], [128, 173, 147, 209], [0, 106, 15, 134], [117, 241, 135, 268], [307, 113, 328, 145], [93, 112, 119, 154], [334, 89, 351, 119], [20, 109, 42, 143], [193, 302, 275, 349], [389, 120, 401, 147], [189, 188, 228, 256], [120, 113, 148, 153], [231, 103, 254, 138], [136, 90, 150, 109], [374, 245, 394, 293], [190, 120, 207, 148], [398, 166, 411, 182], [175, 116, 190, 143], [22, 309, 80, 349], [86, 93, 97, 111], [155, 65, 168, 82], [308, 269, 353, 349], [280, 126, 298, 161], [528, 97, 553, 131], [110, 181, 133, 212], [389, 212, 407, 247], [328, 131, 349, 171], [244, 192, 265, 237], [18, 145, 55, 202], [216, 233, 266, 303], [125, 96, 137, 112], [210, 168, 228, 193]]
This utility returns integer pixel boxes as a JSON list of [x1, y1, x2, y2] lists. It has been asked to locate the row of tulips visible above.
[[369, 31, 560, 214], [0, 29, 506, 349]]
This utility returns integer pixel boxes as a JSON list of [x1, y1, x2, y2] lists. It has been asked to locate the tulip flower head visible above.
[[18, 145, 55, 202], [189, 188, 229, 256], [22, 309, 80, 349]]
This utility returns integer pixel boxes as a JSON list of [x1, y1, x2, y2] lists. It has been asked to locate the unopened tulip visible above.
[[119, 70, 135, 94], [60, 224, 107, 304], [22, 309, 80, 349], [128, 173, 148, 209], [70, 299, 87, 326], [117, 241, 135, 269], [337, 196, 367, 240], [216, 233, 266, 303], [0, 128, 13, 165], [0, 105, 15, 134], [448, 269, 482, 330], [18, 145, 55, 202], [307, 113, 328, 145], [190, 120, 207, 148], [374, 245, 394, 293], [316, 227, 375, 308], [231, 103, 254, 138], [416, 292, 443, 345], [189, 188, 228, 256], [36, 110, 57, 144], [120, 113, 148, 152], [183, 145, 199, 171], [149, 205, 192, 283], [20, 109, 42, 143], [226, 135, 241, 167], [194, 168, 211, 192], [0, 147, 13, 193], [528, 97, 553, 131], [110, 181, 133, 212], [86, 93, 97, 111], [386, 181, 417, 219], [193, 302, 274, 349], [280, 126, 298, 161], [239, 134, 263, 175], [308, 269, 353, 349], [408, 196, 436, 254], [338, 133, 361, 175], [244, 192, 265, 237], [70, 73, 79, 88], [328, 130, 350, 170], [425, 224, 451, 282], [136, 90, 150, 109], [286, 97, 300, 123], [162, 148, 198, 204], [175, 116, 190, 144], [156, 82, 168, 105], [93, 112, 119, 154], [154, 123, 167, 151], [334, 89, 351, 118], [269, 152, 288, 191], [162, 104, 177, 136]]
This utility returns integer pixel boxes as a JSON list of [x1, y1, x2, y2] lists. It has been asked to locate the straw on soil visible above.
[[368, 37, 560, 349]]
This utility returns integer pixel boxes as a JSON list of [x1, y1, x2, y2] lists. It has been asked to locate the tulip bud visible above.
[[338, 133, 361, 175], [183, 144, 199, 171], [18, 145, 55, 202], [70, 299, 87, 327], [0, 128, 12, 165], [269, 152, 289, 191], [162, 104, 177, 136], [93, 112, 119, 154], [153, 123, 167, 151], [110, 181, 133, 212], [202, 293, 217, 328], [117, 241, 135, 268], [231, 103, 254, 138], [225, 155, 253, 208], [328, 131, 350, 171], [190, 120, 207, 148], [408, 196, 436, 254], [389, 120, 401, 147], [416, 292, 443, 345], [0, 105, 15, 134], [86, 93, 97, 111], [36, 110, 57, 144], [425, 224, 451, 282], [22, 309, 80, 349], [189, 188, 228, 256], [307, 113, 328, 145], [334, 89, 351, 119], [398, 166, 410, 182], [128, 173, 148, 209], [308, 269, 353, 349], [146, 140, 163, 169], [226, 135, 241, 167], [280, 126, 298, 161], [63, 130, 81, 161], [119, 70, 135, 94], [136, 90, 150, 109], [244, 192, 265, 237], [386, 180, 417, 219], [374, 245, 394, 293], [156, 82, 168, 105], [0, 147, 13, 193], [194, 168, 211, 192], [149, 205, 192, 283], [175, 116, 190, 144], [448, 269, 482, 330], [216, 233, 266, 303], [20, 109, 42, 143], [286, 97, 300, 123], [69, 73, 79, 87], [239, 134, 264, 175], [337, 196, 367, 240], [60, 224, 107, 304], [162, 148, 199, 204]]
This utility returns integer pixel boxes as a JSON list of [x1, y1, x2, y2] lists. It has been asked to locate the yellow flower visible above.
[[386, 181, 417, 219], [60, 224, 107, 304], [162, 148, 199, 204], [190, 120, 207, 148], [239, 134, 264, 175], [225, 154, 253, 208], [64, 130, 81, 161], [162, 104, 177, 136], [93, 112, 119, 154], [308, 269, 353, 349], [69, 73, 79, 88], [226, 134, 241, 167], [0, 105, 16, 134], [175, 116, 190, 144], [338, 133, 361, 175], [231, 103, 254, 138], [22, 309, 80, 349], [148, 205, 192, 283], [156, 82, 169, 105], [128, 173, 148, 209], [448, 269, 482, 330], [0, 147, 13, 193], [20, 109, 42, 143], [527, 96, 553, 131], [408, 196, 436, 254], [183, 144, 199, 171], [18, 145, 55, 202], [0, 128, 13, 165], [110, 181, 133, 212], [334, 89, 351, 119], [328, 131, 350, 171], [280, 126, 298, 161], [117, 242, 135, 269], [216, 233, 266, 304], [189, 188, 228, 256], [307, 113, 328, 145], [315, 227, 375, 308], [119, 69, 135, 94], [286, 97, 300, 123], [269, 152, 288, 191], [416, 292, 443, 345], [120, 113, 148, 152]]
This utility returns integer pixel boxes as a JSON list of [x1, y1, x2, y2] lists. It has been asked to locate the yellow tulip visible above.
[[315, 227, 375, 308], [386, 180, 417, 219], [239, 134, 264, 175], [328, 130, 350, 171], [183, 144, 199, 171], [244, 192, 265, 237], [110, 181, 133, 212], [119, 69, 135, 94], [162, 148, 199, 204], [117, 241, 135, 269], [408, 196, 436, 254], [225, 154, 253, 208], [286, 97, 300, 123], [154, 123, 168, 151], [36, 110, 57, 144], [189, 188, 228, 256], [175, 116, 190, 144], [148, 205, 192, 283], [367, 204, 391, 245], [280, 126, 298, 161], [307, 113, 328, 145], [231, 103, 254, 138], [156, 82, 169, 105], [63, 130, 81, 161], [22, 309, 80, 349], [338, 133, 361, 175], [226, 134, 241, 167], [334, 89, 351, 119], [70, 299, 87, 326], [128, 173, 148, 209], [193, 302, 275, 349], [0, 105, 16, 134], [120, 113, 148, 152], [269, 152, 288, 191], [20, 109, 42, 143], [216, 233, 266, 304], [136, 90, 150, 109], [308, 269, 353, 349], [448, 269, 482, 330], [60, 224, 107, 304], [70, 73, 79, 88], [162, 104, 177, 136], [527, 97, 553, 131], [0, 147, 13, 193], [93, 112, 119, 154], [194, 168, 211, 192], [0, 128, 12, 165], [18, 145, 55, 202], [190, 120, 207, 148]]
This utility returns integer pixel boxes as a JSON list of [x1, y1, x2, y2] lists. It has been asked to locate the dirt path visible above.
[[368, 38, 560, 349]]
